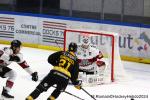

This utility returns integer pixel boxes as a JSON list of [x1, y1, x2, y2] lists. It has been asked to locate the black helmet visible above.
[[68, 42, 77, 52], [11, 40, 22, 48]]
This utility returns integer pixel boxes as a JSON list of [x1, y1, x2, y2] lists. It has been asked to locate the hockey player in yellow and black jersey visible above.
[[26, 42, 82, 100]]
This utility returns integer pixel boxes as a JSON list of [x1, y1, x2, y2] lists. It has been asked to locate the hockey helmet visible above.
[[82, 36, 90, 45], [11, 40, 22, 48], [81, 36, 90, 49], [68, 42, 77, 52]]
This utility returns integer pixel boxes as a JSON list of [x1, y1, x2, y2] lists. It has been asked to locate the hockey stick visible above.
[[52, 86, 84, 100], [81, 87, 97, 100]]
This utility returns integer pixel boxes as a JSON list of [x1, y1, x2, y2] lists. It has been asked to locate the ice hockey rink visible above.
[[0, 44, 150, 100]]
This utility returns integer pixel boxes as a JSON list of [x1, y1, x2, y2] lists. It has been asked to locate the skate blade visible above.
[[0, 96, 14, 100]]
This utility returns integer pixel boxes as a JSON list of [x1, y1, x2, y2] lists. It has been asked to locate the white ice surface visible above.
[[0, 44, 150, 100]]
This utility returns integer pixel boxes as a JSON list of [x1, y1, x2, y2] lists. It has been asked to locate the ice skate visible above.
[[0, 87, 14, 100]]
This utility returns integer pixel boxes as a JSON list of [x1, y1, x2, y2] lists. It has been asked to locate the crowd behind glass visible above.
[[0, 0, 150, 25]]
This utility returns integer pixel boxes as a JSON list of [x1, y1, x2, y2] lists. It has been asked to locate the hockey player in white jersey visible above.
[[0, 40, 38, 99], [77, 35, 106, 86]]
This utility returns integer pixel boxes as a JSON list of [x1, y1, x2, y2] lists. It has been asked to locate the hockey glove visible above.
[[74, 80, 82, 90], [9, 55, 20, 62], [31, 72, 38, 81]]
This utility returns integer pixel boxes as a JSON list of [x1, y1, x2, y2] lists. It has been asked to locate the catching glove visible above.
[[96, 60, 105, 67], [31, 72, 38, 81]]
